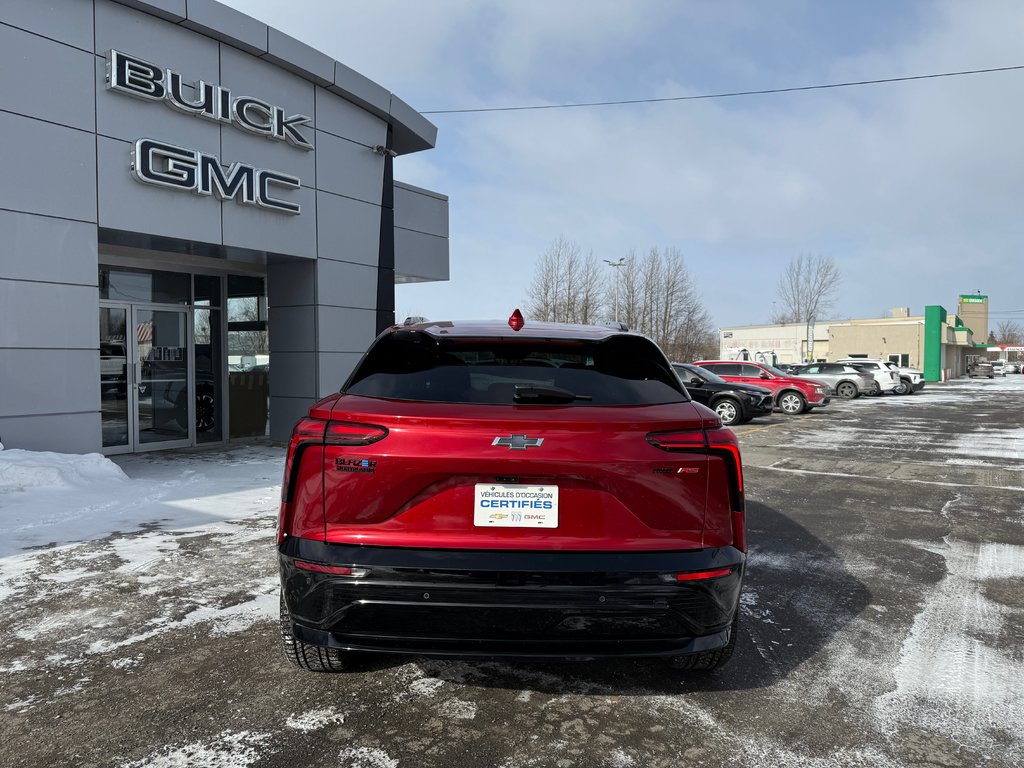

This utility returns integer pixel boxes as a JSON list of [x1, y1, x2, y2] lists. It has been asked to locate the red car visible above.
[[279, 314, 746, 672], [693, 360, 830, 415]]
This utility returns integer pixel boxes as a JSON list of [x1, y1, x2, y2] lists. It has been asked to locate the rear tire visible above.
[[778, 391, 806, 415], [280, 592, 351, 672], [668, 613, 739, 672], [835, 381, 858, 400]]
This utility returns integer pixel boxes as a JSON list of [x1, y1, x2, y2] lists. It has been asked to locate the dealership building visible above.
[[719, 294, 1000, 381], [1, 0, 449, 454]]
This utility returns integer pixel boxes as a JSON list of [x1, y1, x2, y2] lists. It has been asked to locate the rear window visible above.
[[344, 331, 687, 406]]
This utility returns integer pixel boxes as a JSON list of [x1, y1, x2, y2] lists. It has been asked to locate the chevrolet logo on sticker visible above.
[[492, 435, 544, 450]]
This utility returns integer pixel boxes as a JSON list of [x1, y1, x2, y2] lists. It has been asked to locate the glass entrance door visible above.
[[134, 308, 192, 449], [100, 307, 131, 450]]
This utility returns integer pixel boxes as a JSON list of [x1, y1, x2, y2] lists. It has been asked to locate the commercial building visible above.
[[1, 0, 449, 454], [719, 295, 995, 381]]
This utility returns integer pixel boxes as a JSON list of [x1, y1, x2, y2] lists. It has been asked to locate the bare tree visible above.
[[616, 247, 715, 361], [995, 320, 1024, 345], [526, 237, 604, 324], [772, 254, 841, 323]]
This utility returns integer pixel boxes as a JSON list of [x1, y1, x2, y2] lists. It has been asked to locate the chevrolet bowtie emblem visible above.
[[492, 435, 544, 450]]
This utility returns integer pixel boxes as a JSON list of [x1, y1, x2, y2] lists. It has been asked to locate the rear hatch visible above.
[[284, 329, 742, 553], [319, 396, 716, 551]]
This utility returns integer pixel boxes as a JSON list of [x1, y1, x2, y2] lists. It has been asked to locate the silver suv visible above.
[[834, 359, 901, 395], [790, 363, 876, 399]]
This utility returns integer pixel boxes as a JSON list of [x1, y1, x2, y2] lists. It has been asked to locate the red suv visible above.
[[694, 360, 830, 415], [279, 316, 746, 672]]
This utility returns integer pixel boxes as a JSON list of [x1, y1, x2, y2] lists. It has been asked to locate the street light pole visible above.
[[603, 257, 627, 321]]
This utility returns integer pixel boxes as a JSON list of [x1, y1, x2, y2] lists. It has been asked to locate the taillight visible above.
[[706, 427, 746, 552], [649, 427, 746, 551], [325, 421, 388, 446], [707, 429, 743, 496], [279, 417, 388, 544], [646, 429, 707, 451], [281, 417, 328, 503]]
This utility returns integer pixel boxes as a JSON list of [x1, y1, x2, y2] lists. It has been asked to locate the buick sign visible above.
[[106, 50, 313, 150]]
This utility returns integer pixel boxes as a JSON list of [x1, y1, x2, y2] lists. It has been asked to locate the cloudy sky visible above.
[[222, 0, 1024, 329]]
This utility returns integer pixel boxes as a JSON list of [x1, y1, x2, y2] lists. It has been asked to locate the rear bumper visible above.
[[279, 539, 745, 660]]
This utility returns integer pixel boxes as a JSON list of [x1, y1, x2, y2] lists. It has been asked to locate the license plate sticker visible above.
[[473, 484, 558, 528]]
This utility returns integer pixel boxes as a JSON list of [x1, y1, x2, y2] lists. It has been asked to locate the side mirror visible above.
[[688, 377, 704, 387], [759, 372, 770, 379]]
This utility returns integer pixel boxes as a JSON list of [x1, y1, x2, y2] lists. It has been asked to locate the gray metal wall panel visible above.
[[331, 61, 390, 116], [220, 44, 314, 124], [97, 136, 222, 242], [111, 1, 187, 23], [316, 260, 379, 311], [0, 282, 99, 349], [315, 307, 377, 354], [265, 28, 333, 85], [93, 58, 222, 154], [0, 412, 101, 453], [2, 0, 95, 51], [394, 183, 449, 238], [0, 25, 96, 131], [266, 306, 315, 353], [394, 227, 449, 282], [219, 128, 316, 191], [95, 1, 219, 79], [268, 395, 311, 442], [221, 185, 316, 258], [0, 211, 98, 286], [315, 87, 388, 149], [315, 132, 384, 204], [181, 0, 267, 55], [0, 112, 97, 222], [317, 352, 362, 396], [267, 352, 316, 398], [316, 191, 381, 267], [0, 349, 101, 418], [267, 259, 315, 307]]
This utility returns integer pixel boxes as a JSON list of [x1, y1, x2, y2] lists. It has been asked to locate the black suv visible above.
[[672, 362, 774, 426]]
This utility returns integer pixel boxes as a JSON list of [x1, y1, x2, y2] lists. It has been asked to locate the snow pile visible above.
[[0, 446, 128, 492], [0, 442, 283, 557]]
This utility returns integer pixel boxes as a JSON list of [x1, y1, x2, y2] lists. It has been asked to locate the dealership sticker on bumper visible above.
[[474, 484, 558, 527]]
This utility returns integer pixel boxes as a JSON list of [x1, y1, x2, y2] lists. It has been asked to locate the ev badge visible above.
[[492, 435, 544, 450]]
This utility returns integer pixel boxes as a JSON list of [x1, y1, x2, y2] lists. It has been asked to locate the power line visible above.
[[421, 65, 1024, 115]]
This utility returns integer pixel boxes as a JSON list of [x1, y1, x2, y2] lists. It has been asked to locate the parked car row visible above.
[[672, 357, 928, 427], [990, 359, 1024, 376]]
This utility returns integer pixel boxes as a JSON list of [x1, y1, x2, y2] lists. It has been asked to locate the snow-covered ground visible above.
[[0, 441, 283, 557]]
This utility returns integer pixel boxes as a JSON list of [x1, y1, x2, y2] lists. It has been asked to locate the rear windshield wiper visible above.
[[513, 385, 592, 404]]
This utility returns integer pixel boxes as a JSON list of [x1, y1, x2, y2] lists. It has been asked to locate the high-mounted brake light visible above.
[[508, 308, 525, 332]]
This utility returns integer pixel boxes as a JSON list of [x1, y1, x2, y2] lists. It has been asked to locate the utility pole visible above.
[[603, 257, 627, 321]]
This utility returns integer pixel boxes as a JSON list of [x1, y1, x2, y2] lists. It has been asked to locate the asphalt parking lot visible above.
[[2, 377, 1023, 767]]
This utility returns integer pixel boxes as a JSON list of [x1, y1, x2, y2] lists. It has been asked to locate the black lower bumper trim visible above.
[[279, 540, 744, 660]]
